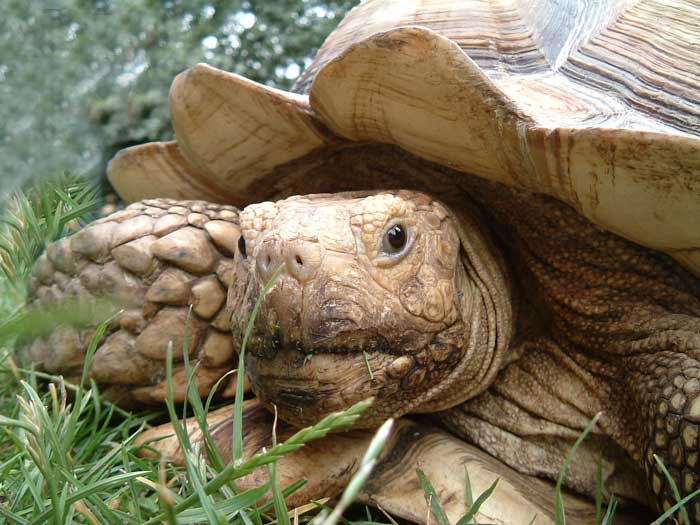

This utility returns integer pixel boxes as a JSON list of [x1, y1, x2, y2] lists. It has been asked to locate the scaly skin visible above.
[[22, 184, 700, 519], [446, 180, 700, 515], [230, 190, 513, 428], [22, 198, 242, 406]]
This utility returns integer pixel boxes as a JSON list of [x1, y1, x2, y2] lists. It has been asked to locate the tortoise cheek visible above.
[[399, 268, 455, 325]]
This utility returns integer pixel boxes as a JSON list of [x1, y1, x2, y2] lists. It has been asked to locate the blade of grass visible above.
[[313, 418, 394, 525], [268, 406, 291, 525], [121, 444, 143, 524], [600, 496, 617, 525], [67, 314, 119, 445], [416, 468, 450, 525], [0, 504, 29, 525], [464, 465, 474, 509], [234, 264, 285, 464], [180, 307, 231, 478], [173, 483, 270, 523], [27, 472, 149, 525], [164, 342, 225, 525], [653, 454, 690, 525], [362, 351, 374, 380], [257, 479, 307, 514], [554, 412, 602, 525], [456, 478, 498, 525], [141, 397, 373, 525]]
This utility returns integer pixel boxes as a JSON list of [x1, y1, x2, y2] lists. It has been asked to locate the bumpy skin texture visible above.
[[22, 199, 241, 406], [229, 190, 513, 428], [444, 181, 700, 515]]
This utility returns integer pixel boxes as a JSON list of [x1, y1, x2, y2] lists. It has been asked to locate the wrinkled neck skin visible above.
[[413, 199, 516, 413], [226, 186, 517, 429]]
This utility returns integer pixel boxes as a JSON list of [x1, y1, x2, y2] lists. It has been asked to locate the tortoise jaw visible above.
[[244, 347, 389, 426]]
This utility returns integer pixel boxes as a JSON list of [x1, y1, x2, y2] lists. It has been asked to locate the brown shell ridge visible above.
[[107, 141, 240, 204], [309, 25, 533, 189], [557, 0, 700, 136], [293, 0, 555, 93], [516, 0, 633, 72], [521, 126, 700, 276], [107, 2, 700, 276], [167, 63, 335, 204], [307, 23, 700, 276], [108, 64, 343, 207]]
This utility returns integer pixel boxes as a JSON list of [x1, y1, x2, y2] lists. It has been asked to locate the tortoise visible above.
[[21, 0, 700, 523]]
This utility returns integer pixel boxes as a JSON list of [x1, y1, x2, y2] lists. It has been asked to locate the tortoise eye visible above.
[[381, 224, 408, 255], [238, 235, 247, 259]]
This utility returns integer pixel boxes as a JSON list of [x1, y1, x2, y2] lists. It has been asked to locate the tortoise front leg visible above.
[[626, 351, 700, 520], [21, 199, 243, 407]]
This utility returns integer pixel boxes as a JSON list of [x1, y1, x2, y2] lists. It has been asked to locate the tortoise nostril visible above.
[[284, 242, 320, 283], [238, 235, 247, 259], [256, 245, 279, 281], [256, 242, 319, 283]]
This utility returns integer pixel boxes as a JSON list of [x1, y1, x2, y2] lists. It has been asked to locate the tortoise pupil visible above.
[[386, 224, 406, 251], [238, 235, 247, 259]]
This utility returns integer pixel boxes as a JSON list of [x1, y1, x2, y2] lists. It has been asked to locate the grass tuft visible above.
[[0, 175, 100, 286], [312, 418, 394, 525]]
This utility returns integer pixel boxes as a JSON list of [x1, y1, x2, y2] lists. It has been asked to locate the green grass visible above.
[[0, 176, 698, 524], [0, 348, 383, 524]]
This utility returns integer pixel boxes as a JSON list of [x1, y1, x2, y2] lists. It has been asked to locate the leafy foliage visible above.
[[0, 176, 101, 349], [0, 176, 100, 285], [0, 0, 359, 191], [0, 350, 377, 524]]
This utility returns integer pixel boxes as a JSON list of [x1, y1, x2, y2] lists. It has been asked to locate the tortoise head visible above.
[[230, 190, 514, 427]]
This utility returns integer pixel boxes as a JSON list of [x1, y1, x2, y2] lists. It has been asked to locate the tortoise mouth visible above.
[[244, 346, 419, 428], [238, 291, 468, 427], [246, 348, 385, 426]]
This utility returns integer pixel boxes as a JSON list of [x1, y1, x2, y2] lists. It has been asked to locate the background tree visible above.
[[0, 0, 358, 193]]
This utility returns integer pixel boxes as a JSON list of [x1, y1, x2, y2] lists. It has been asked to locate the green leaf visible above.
[[315, 419, 394, 525], [456, 478, 499, 525], [268, 408, 291, 525], [600, 496, 617, 525], [233, 264, 284, 463], [27, 472, 149, 525], [653, 454, 691, 525]]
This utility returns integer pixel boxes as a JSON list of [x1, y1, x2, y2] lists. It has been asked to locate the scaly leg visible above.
[[468, 180, 700, 516], [21, 198, 243, 406], [625, 350, 700, 520], [440, 337, 652, 509]]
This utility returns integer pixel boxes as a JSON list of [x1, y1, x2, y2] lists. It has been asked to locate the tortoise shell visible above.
[[108, 0, 700, 276]]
